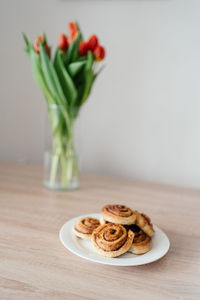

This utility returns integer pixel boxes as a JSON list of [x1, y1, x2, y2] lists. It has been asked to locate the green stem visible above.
[[60, 123, 75, 188], [49, 119, 78, 189], [60, 153, 68, 187]]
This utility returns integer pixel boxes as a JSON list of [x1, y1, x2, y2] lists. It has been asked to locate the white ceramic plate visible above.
[[59, 213, 170, 266]]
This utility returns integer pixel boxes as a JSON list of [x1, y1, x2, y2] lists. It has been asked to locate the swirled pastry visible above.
[[128, 229, 152, 255], [102, 204, 136, 225], [92, 223, 134, 257], [73, 217, 100, 239], [135, 211, 155, 237]]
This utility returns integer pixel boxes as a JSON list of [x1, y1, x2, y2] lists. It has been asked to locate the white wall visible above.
[[0, 0, 200, 189]]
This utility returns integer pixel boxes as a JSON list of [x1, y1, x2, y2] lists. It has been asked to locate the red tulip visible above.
[[79, 41, 88, 56], [87, 35, 98, 51], [34, 35, 50, 57], [68, 22, 78, 43], [34, 36, 43, 53], [94, 45, 105, 61], [58, 33, 69, 51]]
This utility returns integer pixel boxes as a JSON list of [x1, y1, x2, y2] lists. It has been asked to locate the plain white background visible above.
[[0, 0, 200, 188]]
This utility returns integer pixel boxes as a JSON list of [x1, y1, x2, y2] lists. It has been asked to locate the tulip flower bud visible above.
[[68, 22, 78, 43], [87, 35, 98, 51], [34, 35, 50, 57], [34, 36, 43, 54], [79, 41, 88, 56], [58, 34, 69, 51], [94, 45, 105, 61]]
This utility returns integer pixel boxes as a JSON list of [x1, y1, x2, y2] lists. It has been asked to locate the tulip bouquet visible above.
[[23, 22, 105, 189]]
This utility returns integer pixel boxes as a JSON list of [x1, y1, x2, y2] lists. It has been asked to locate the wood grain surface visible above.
[[0, 162, 200, 300]]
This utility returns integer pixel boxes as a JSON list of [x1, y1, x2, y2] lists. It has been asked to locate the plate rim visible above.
[[59, 213, 170, 266]]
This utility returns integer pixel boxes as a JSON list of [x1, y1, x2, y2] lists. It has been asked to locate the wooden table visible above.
[[0, 162, 200, 300]]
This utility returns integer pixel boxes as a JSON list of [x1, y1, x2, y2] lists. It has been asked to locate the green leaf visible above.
[[39, 42, 67, 106], [76, 22, 83, 40], [23, 34, 71, 138], [48, 105, 66, 138], [39, 42, 71, 131], [80, 51, 94, 105], [68, 61, 86, 78], [42, 33, 47, 44], [77, 56, 87, 62], [29, 48, 54, 105], [22, 33, 32, 54], [54, 49, 77, 106], [71, 32, 82, 62], [65, 42, 74, 65], [66, 31, 82, 65], [22, 34, 54, 105]]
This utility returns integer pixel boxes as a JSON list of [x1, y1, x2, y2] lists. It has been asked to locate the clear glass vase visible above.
[[43, 104, 79, 190]]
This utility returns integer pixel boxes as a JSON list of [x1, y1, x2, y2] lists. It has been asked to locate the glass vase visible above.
[[43, 104, 79, 190]]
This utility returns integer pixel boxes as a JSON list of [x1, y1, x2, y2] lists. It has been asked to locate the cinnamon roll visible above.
[[92, 223, 134, 257], [135, 211, 155, 237], [128, 229, 152, 255], [73, 217, 100, 239], [102, 204, 136, 225]]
